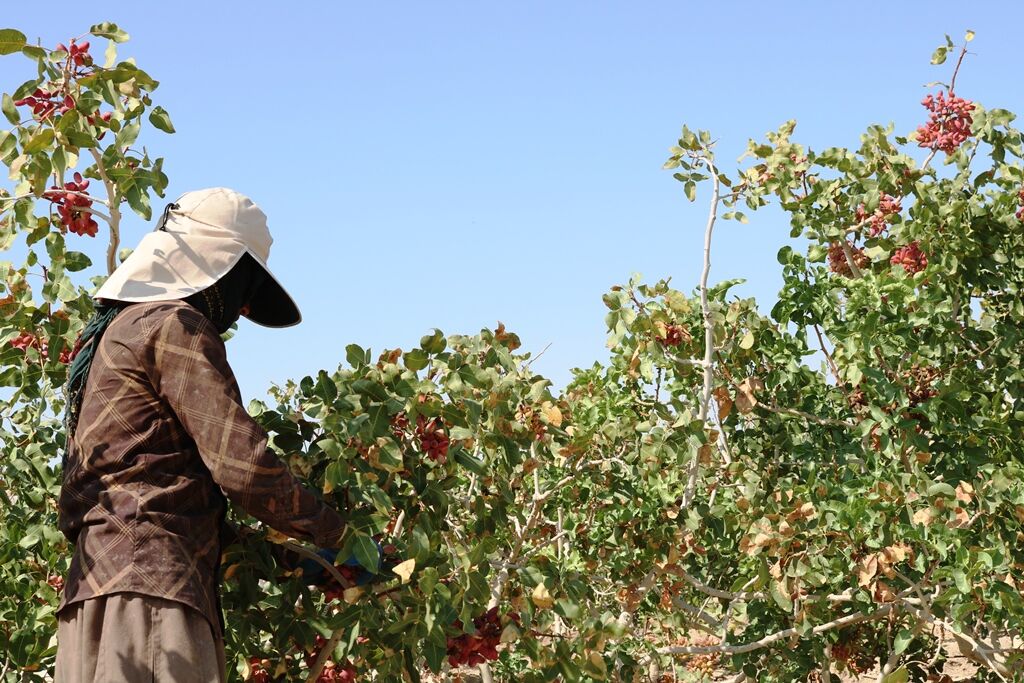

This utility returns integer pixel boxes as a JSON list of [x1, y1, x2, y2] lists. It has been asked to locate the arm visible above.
[[148, 304, 345, 548]]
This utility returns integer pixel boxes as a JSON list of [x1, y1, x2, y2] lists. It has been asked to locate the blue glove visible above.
[[299, 543, 383, 587]]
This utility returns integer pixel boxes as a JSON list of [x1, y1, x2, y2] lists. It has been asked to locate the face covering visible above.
[[184, 253, 268, 334]]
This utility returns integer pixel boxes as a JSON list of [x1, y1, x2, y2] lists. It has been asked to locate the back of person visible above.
[[59, 301, 231, 636]]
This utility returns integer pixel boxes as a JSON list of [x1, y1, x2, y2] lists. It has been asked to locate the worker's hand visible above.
[[301, 542, 389, 588]]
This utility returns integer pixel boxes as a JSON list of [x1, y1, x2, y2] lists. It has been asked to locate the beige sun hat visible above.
[[94, 187, 301, 327]]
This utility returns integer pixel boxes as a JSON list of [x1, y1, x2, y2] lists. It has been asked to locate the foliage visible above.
[[1, 25, 1022, 683]]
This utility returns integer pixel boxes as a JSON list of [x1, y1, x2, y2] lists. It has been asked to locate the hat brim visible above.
[[243, 254, 302, 328], [93, 228, 302, 329]]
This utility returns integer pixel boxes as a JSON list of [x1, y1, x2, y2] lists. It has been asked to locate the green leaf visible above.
[[90, 22, 130, 43], [377, 440, 404, 472], [770, 580, 793, 612], [880, 665, 908, 683], [952, 569, 970, 593], [0, 130, 16, 158], [423, 638, 445, 673], [893, 628, 913, 654], [420, 329, 446, 354], [104, 40, 117, 68], [21, 45, 46, 61], [684, 181, 696, 202], [454, 448, 486, 476], [930, 46, 948, 65], [60, 251, 90, 273], [1, 93, 19, 125], [115, 121, 141, 149], [346, 343, 367, 368], [125, 184, 151, 220], [926, 482, 956, 498], [0, 29, 27, 56], [23, 128, 54, 154], [352, 534, 381, 574], [148, 106, 175, 134], [403, 349, 429, 371]]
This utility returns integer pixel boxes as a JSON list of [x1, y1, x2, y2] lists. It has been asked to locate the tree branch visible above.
[[88, 148, 121, 275], [683, 151, 721, 509]]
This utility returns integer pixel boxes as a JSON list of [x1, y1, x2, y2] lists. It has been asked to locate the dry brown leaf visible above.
[[955, 481, 974, 504], [912, 507, 936, 526], [948, 506, 971, 529], [735, 377, 763, 414], [873, 581, 896, 603], [857, 555, 879, 588]]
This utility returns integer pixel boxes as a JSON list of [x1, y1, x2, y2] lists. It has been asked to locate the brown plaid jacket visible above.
[[58, 300, 345, 635]]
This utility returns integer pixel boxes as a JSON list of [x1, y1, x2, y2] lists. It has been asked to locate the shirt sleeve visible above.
[[146, 304, 345, 549]]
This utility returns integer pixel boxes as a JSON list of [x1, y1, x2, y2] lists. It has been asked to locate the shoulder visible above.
[[112, 300, 221, 349]]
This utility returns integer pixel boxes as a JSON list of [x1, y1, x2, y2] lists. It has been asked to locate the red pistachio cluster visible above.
[[655, 323, 689, 348], [303, 636, 357, 682], [55, 39, 92, 68], [14, 87, 74, 121], [890, 241, 928, 274], [854, 193, 902, 237], [44, 173, 98, 237], [828, 241, 870, 277], [1016, 188, 1024, 221], [389, 411, 409, 440], [46, 574, 65, 592], [8, 331, 72, 363], [315, 661, 356, 682], [246, 658, 271, 683], [916, 91, 975, 155], [415, 416, 449, 463], [446, 608, 517, 667]]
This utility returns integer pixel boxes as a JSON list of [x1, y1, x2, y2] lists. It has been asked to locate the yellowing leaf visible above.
[[739, 330, 755, 350], [531, 583, 554, 609], [392, 558, 416, 584], [965, 30, 975, 42], [343, 586, 363, 604], [499, 623, 520, 644], [541, 401, 563, 427]]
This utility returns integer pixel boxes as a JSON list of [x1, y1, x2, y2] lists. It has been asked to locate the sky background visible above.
[[2, 2, 1022, 401]]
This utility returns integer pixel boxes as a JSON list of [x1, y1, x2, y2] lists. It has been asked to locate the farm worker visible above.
[[54, 188, 347, 682]]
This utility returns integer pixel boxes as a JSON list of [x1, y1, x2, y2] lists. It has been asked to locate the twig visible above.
[[813, 324, 841, 382], [658, 604, 893, 655], [683, 150, 721, 509], [88, 148, 121, 275], [761, 403, 858, 429], [306, 627, 346, 683]]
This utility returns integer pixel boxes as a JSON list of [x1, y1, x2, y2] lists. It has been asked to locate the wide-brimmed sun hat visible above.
[[94, 187, 301, 327]]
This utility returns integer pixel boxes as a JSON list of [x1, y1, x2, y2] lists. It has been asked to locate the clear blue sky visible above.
[[2, 3, 1022, 400]]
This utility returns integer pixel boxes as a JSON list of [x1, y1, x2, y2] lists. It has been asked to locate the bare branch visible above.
[[683, 151, 721, 509], [88, 148, 122, 275], [658, 604, 893, 656]]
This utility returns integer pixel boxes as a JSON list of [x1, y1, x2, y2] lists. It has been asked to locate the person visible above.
[[54, 188, 346, 683]]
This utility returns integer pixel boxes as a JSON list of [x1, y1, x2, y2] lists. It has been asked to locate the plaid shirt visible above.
[[58, 300, 345, 635]]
